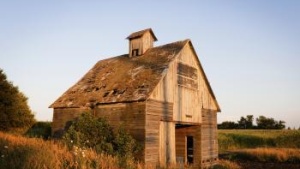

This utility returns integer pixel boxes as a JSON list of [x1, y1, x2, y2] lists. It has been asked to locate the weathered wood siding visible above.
[[159, 121, 175, 166], [177, 44, 218, 120], [52, 107, 90, 137], [175, 125, 201, 167], [142, 31, 154, 53], [94, 102, 146, 162], [201, 109, 218, 168], [52, 102, 147, 162], [94, 102, 146, 145], [149, 43, 218, 124], [145, 99, 174, 166]]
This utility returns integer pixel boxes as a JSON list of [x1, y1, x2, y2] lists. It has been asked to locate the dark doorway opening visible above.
[[132, 49, 139, 57], [187, 136, 193, 163]]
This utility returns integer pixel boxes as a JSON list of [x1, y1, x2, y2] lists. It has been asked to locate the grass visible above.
[[0, 131, 135, 169], [0, 131, 193, 169], [2, 129, 299, 169], [217, 129, 300, 168], [229, 148, 300, 163], [211, 160, 241, 169], [218, 129, 300, 152]]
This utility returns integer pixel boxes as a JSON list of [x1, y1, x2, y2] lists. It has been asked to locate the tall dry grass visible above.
[[231, 148, 300, 163], [0, 132, 193, 169], [0, 131, 138, 169]]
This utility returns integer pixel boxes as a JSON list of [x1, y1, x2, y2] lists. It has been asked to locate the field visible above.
[[217, 130, 300, 169], [1, 130, 300, 169]]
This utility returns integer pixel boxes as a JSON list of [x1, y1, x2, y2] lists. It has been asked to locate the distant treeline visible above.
[[218, 115, 285, 129]]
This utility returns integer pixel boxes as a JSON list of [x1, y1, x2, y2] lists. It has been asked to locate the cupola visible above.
[[126, 28, 158, 57]]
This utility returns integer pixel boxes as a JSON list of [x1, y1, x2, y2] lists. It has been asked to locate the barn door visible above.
[[159, 121, 175, 166]]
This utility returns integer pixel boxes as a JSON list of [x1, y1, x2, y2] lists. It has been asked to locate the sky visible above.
[[0, 0, 299, 128]]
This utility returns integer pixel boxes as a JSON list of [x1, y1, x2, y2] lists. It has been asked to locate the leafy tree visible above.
[[218, 121, 238, 129], [238, 116, 247, 129], [275, 120, 285, 129], [245, 115, 254, 129], [238, 115, 254, 129], [219, 115, 285, 130], [0, 69, 35, 132], [256, 116, 285, 129]]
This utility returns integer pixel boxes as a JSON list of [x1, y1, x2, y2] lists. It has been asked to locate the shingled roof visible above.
[[50, 40, 189, 108], [126, 28, 158, 41]]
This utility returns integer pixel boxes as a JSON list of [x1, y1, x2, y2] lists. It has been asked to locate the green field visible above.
[[218, 129, 300, 152], [216, 130, 300, 169]]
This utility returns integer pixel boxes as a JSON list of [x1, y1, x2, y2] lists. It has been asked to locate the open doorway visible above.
[[175, 124, 198, 164], [187, 136, 194, 163]]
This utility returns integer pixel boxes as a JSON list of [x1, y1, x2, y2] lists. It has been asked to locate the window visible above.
[[131, 49, 139, 57], [177, 62, 198, 90]]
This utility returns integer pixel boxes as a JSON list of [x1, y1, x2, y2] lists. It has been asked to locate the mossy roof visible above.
[[50, 40, 188, 108]]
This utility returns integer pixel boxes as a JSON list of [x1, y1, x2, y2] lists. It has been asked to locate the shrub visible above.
[[62, 112, 141, 167], [25, 121, 52, 139], [63, 113, 115, 154]]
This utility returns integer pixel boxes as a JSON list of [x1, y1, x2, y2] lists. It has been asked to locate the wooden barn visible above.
[[50, 28, 221, 168]]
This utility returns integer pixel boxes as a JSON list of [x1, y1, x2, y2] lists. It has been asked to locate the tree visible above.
[[0, 69, 35, 131], [245, 115, 254, 129], [218, 121, 238, 129], [275, 120, 285, 129], [237, 115, 254, 129], [238, 116, 247, 129], [256, 116, 274, 129], [256, 115, 285, 129]]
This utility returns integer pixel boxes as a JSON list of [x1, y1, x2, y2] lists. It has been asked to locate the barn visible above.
[[50, 28, 221, 168]]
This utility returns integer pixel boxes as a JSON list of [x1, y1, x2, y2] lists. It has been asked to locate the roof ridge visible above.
[[126, 28, 158, 41], [151, 39, 190, 49]]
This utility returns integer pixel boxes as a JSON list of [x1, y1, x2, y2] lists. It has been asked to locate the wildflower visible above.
[[70, 140, 73, 143], [74, 146, 78, 150], [4, 146, 8, 149]]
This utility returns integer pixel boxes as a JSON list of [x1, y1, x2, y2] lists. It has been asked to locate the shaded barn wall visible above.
[[52, 107, 90, 137], [175, 125, 201, 166], [94, 102, 146, 143], [201, 109, 218, 167], [52, 102, 147, 162]]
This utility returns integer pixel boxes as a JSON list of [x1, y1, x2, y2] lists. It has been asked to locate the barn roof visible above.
[[50, 40, 188, 108], [126, 28, 158, 41]]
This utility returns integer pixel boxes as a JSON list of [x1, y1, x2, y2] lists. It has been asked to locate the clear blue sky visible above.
[[1, 1, 299, 128]]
